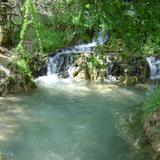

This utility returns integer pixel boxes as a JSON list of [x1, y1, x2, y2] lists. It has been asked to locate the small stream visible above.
[[0, 81, 152, 160]]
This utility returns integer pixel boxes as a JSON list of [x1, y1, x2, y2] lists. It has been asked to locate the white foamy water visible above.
[[36, 31, 109, 84], [35, 74, 73, 85], [146, 56, 160, 79]]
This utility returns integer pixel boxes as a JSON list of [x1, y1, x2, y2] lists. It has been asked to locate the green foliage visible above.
[[88, 55, 106, 70], [14, 0, 44, 77], [17, 0, 160, 54], [39, 25, 67, 52], [143, 85, 160, 117], [2, 0, 160, 55], [48, 0, 95, 44], [16, 0, 43, 54], [52, 0, 160, 54], [12, 56, 32, 77], [88, 56, 100, 69]]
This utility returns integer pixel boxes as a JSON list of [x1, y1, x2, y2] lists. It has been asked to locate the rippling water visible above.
[[0, 82, 151, 160]]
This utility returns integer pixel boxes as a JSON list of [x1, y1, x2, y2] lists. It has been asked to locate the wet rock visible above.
[[123, 76, 138, 86], [73, 55, 91, 80], [93, 69, 106, 82], [0, 74, 36, 96], [47, 48, 150, 85], [118, 75, 125, 83], [107, 54, 150, 85], [90, 69, 98, 80], [73, 66, 91, 80]]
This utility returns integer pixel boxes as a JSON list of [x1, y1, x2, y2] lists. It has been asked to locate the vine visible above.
[[16, 0, 43, 55]]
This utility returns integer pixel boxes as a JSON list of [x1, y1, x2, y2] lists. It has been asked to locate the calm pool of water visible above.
[[0, 82, 151, 160]]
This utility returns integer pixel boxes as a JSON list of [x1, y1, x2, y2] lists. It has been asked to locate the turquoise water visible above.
[[0, 82, 151, 160]]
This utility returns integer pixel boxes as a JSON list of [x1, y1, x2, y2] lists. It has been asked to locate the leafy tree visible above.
[[49, 0, 160, 54]]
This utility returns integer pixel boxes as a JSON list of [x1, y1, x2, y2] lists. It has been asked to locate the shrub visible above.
[[143, 85, 160, 117]]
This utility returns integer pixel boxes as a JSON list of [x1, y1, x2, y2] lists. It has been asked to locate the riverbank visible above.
[[143, 85, 160, 159], [0, 47, 36, 96]]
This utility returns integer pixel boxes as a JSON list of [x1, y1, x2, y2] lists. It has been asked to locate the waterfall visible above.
[[36, 31, 109, 84], [106, 55, 116, 82], [146, 56, 160, 80], [47, 31, 109, 76]]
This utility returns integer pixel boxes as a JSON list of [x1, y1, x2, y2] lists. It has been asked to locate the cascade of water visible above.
[[47, 31, 109, 77], [96, 31, 109, 45], [36, 31, 109, 84], [146, 56, 160, 79], [106, 55, 116, 82]]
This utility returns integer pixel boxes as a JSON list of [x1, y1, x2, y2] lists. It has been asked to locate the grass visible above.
[[39, 25, 67, 53], [143, 85, 160, 118]]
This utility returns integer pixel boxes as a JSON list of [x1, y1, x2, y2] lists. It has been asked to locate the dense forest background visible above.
[[1, 0, 160, 55]]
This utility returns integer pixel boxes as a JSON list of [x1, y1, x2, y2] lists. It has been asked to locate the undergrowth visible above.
[[143, 85, 160, 118]]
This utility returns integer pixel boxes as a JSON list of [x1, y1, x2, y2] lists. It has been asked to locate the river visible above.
[[0, 81, 152, 160]]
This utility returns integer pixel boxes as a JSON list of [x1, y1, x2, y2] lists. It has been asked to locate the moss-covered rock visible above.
[[72, 54, 107, 81], [0, 47, 37, 96], [123, 76, 138, 86], [0, 73, 36, 96], [28, 53, 47, 78], [105, 54, 150, 85]]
